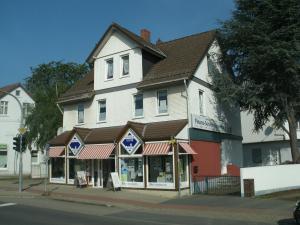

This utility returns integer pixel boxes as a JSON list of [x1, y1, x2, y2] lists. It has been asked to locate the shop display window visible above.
[[69, 159, 88, 179], [179, 155, 188, 182], [51, 158, 65, 178], [120, 158, 143, 182], [148, 156, 173, 183]]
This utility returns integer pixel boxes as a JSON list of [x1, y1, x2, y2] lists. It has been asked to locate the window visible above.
[[207, 55, 215, 75], [98, 99, 106, 122], [0, 148, 7, 169], [23, 103, 33, 118], [134, 94, 143, 117], [199, 90, 204, 115], [121, 55, 129, 76], [77, 104, 84, 124], [0, 101, 8, 115], [106, 58, 114, 79], [31, 151, 38, 164], [157, 90, 168, 114], [297, 121, 300, 130], [252, 148, 262, 164], [148, 156, 173, 183], [120, 158, 143, 183], [15, 90, 20, 96], [51, 158, 65, 178]]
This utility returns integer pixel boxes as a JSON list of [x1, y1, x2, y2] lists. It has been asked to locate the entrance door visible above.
[[92, 160, 103, 187], [102, 159, 115, 188]]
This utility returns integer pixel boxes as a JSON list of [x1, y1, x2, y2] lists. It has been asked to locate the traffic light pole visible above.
[[0, 89, 24, 193]]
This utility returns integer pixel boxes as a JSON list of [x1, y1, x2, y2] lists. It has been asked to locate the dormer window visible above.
[[106, 58, 114, 80], [121, 55, 129, 76]]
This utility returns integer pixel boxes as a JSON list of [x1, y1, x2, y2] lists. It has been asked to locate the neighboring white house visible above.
[[49, 23, 243, 190], [0, 83, 43, 177], [241, 111, 300, 167]]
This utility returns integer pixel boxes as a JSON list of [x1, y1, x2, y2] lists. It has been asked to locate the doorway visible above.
[[102, 159, 115, 188], [92, 159, 103, 188]]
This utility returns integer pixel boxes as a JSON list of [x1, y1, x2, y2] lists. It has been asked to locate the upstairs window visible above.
[[106, 58, 114, 80], [134, 94, 143, 117], [77, 104, 84, 124], [252, 148, 262, 164], [157, 90, 168, 114], [0, 101, 8, 115], [23, 103, 33, 119], [199, 90, 204, 115], [15, 90, 20, 96], [121, 55, 129, 76], [98, 99, 106, 122]]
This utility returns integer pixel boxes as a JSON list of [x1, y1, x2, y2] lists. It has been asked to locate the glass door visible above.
[[92, 159, 103, 188]]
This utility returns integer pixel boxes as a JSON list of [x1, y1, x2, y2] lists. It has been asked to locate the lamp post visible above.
[[0, 89, 24, 192]]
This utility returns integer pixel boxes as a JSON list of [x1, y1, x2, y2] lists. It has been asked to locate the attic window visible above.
[[106, 58, 114, 80], [15, 90, 20, 96]]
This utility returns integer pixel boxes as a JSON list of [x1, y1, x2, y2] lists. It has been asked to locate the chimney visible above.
[[140, 29, 151, 42]]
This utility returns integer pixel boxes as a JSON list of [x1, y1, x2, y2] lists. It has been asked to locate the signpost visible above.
[[68, 135, 83, 155], [121, 130, 141, 154]]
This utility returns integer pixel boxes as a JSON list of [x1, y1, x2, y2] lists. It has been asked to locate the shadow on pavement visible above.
[[22, 181, 43, 191], [277, 218, 297, 225]]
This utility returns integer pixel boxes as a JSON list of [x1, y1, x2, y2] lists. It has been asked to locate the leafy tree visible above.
[[213, 0, 300, 162], [24, 61, 89, 150]]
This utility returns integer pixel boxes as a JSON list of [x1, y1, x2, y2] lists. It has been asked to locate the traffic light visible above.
[[13, 136, 20, 152], [21, 136, 26, 152]]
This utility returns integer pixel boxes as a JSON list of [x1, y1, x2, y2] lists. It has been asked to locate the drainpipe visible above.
[[183, 79, 193, 195]]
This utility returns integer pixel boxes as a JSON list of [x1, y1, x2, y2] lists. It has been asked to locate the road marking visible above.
[[0, 203, 17, 208]]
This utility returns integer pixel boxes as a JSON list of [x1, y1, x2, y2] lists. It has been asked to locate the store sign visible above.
[[0, 144, 7, 149], [121, 130, 141, 154], [191, 114, 232, 134], [68, 135, 83, 155]]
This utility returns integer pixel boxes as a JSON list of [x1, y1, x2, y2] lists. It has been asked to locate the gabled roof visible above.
[[57, 71, 94, 104], [0, 83, 23, 99], [48, 120, 187, 146], [137, 30, 216, 89], [86, 23, 166, 64]]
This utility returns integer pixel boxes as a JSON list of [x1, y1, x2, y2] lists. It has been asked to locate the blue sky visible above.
[[0, 0, 234, 87]]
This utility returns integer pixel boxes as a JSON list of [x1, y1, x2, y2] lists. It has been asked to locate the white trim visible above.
[[105, 58, 114, 80], [120, 53, 130, 78], [97, 99, 107, 123]]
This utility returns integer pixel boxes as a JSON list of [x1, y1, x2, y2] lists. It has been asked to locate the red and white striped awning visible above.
[[179, 142, 197, 154], [77, 144, 115, 159], [48, 146, 65, 157], [143, 142, 171, 155]]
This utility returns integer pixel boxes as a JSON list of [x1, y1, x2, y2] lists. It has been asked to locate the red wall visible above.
[[227, 164, 240, 176], [190, 140, 221, 180]]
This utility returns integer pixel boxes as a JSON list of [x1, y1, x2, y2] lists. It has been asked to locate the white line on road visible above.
[[0, 203, 17, 208]]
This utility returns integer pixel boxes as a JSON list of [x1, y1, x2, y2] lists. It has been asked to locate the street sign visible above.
[[18, 127, 27, 135], [68, 135, 83, 155]]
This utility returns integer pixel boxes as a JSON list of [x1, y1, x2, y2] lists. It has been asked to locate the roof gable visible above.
[[86, 23, 166, 64], [0, 83, 33, 100]]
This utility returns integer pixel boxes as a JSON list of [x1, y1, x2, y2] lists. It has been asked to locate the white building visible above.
[[49, 23, 243, 190], [0, 83, 43, 177], [241, 111, 300, 167]]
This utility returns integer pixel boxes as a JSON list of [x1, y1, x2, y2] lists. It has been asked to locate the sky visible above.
[[0, 0, 235, 87]]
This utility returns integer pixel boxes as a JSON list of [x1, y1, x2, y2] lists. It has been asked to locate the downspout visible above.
[[183, 79, 193, 195]]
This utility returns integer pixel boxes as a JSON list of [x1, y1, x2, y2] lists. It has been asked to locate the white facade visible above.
[[241, 111, 299, 167], [0, 85, 42, 177]]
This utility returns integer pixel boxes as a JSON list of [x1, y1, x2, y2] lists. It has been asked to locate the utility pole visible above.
[[0, 89, 24, 192]]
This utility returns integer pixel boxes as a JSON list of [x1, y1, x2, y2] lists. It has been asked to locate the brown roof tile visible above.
[[48, 131, 73, 146], [138, 30, 216, 89], [0, 83, 22, 98], [85, 126, 125, 144], [58, 71, 94, 104]]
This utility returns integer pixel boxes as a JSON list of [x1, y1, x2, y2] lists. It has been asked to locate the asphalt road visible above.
[[0, 199, 285, 225]]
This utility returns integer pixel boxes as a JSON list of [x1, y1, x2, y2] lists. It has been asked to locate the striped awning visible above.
[[48, 146, 65, 157], [179, 142, 197, 154], [77, 144, 115, 159], [143, 142, 171, 155]]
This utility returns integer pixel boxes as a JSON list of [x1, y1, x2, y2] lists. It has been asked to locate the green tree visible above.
[[213, 0, 300, 162], [24, 61, 89, 150]]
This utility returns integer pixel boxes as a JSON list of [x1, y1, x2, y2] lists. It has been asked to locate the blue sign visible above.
[[68, 135, 83, 155], [121, 130, 141, 154]]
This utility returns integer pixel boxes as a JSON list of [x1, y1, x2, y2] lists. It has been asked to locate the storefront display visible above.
[[148, 156, 173, 183], [120, 158, 143, 183], [51, 158, 65, 180]]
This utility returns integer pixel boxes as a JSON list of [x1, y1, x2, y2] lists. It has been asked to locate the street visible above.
[[0, 196, 296, 225]]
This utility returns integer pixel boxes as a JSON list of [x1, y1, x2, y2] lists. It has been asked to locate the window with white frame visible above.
[[157, 90, 168, 114], [0, 148, 7, 169], [98, 99, 106, 122], [106, 58, 114, 79], [121, 55, 129, 76], [31, 151, 38, 164], [134, 94, 143, 117], [23, 103, 33, 119], [199, 90, 204, 115], [15, 90, 20, 96], [77, 104, 84, 124], [0, 101, 8, 115]]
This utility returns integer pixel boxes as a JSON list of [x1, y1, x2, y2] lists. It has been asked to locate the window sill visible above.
[[75, 123, 85, 127], [104, 78, 114, 82], [0, 168, 8, 170], [120, 74, 130, 78], [132, 116, 144, 120], [155, 113, 169, 117], [96, 121, 107, 124]]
